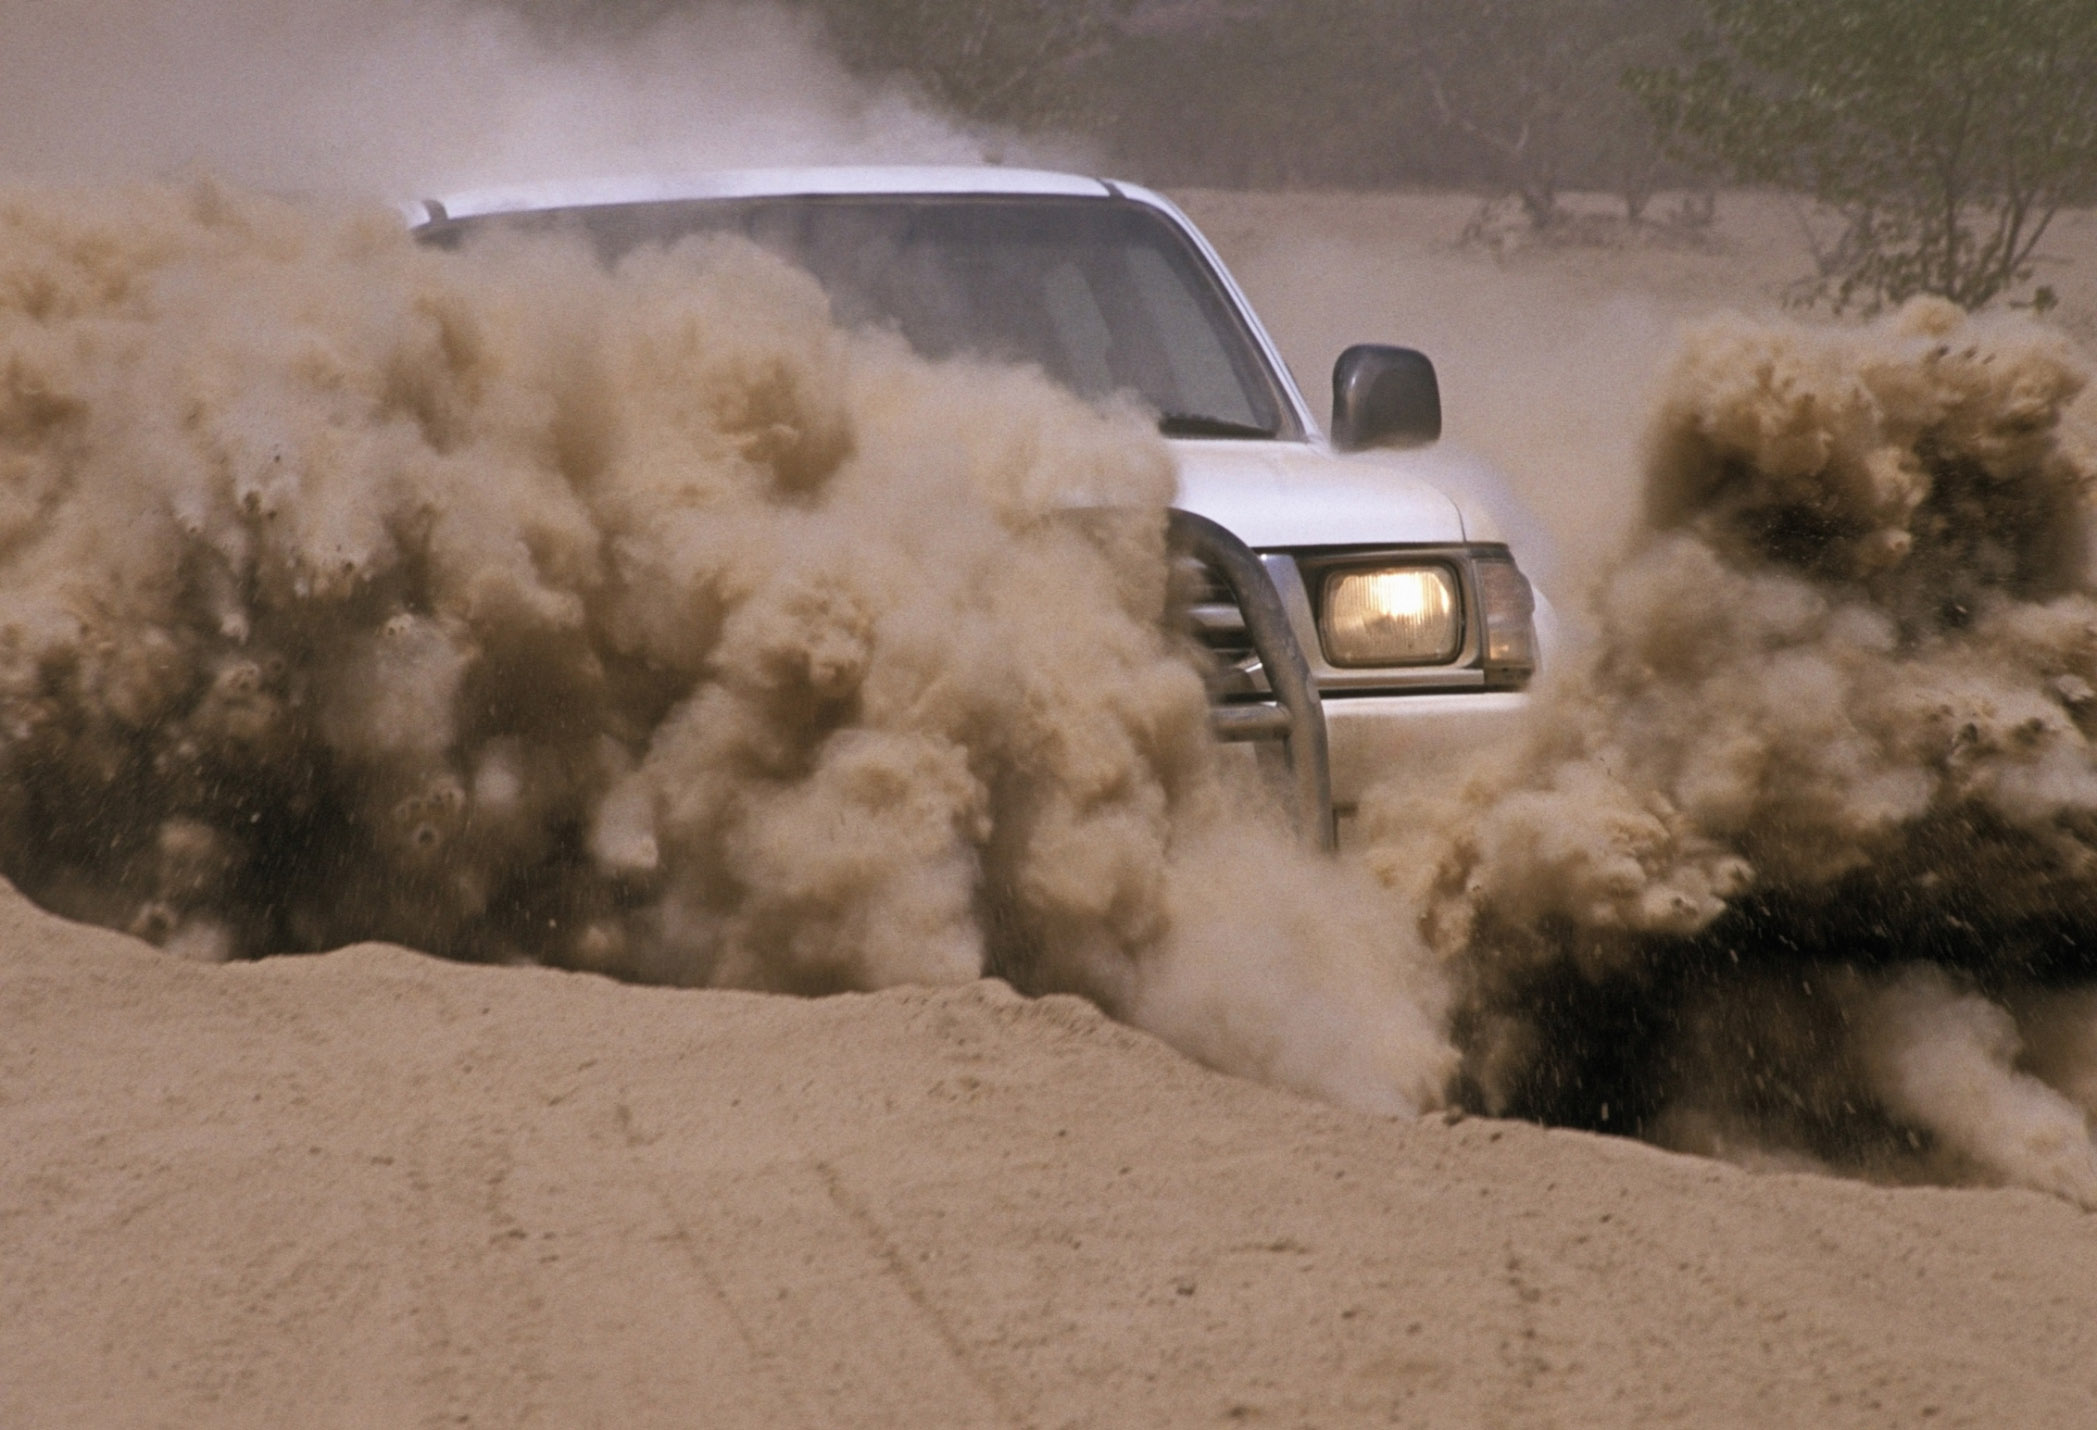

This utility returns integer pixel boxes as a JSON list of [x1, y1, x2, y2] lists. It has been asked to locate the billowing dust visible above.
[[9, 172, 2097, 1205], [0, 0, 1002, 196], [1362, 299, 2097, 1203], [0, 181, 1449, 1117]]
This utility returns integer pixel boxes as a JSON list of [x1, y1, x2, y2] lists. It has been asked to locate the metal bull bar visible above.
[[1167, 509, 1335, 852]]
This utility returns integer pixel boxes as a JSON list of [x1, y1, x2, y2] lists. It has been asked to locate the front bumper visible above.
[[1209, 689, 1535, 850], [1323, 690, 1534, 812]]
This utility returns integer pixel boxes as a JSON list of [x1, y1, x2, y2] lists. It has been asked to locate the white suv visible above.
[[409, 167, 1546, 843]]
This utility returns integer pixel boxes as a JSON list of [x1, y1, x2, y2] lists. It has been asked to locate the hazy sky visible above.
[[0, 0, 992, 198]]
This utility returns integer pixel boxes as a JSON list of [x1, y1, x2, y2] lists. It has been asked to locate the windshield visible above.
[[423, 195, 1301, 440]]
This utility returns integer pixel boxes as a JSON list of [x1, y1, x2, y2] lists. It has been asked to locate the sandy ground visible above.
[[9, 191, 2097, 1428], [9, 881, 2097, 1429]]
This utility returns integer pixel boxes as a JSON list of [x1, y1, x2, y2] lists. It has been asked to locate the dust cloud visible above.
[[1363, 299, 2097, 1202], [0, 0, 989, 196], [0, 180, 1451, 1117], [7, 0, 2097, 1203]]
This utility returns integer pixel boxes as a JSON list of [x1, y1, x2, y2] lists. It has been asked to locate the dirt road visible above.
[[7, 884, 2096, 1428]]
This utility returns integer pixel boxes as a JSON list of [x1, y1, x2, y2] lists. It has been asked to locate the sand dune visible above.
[[7, 880, 2097, 1427]]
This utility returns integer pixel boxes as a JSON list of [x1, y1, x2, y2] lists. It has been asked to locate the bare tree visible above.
[[1409, 0, 1686, 231]]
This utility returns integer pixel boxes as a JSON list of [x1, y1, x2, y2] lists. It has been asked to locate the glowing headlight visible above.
[[1320, 565, 1461, 666]]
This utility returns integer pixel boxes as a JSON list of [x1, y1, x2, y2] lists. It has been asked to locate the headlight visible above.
[[1320, 565, 1461, 666]]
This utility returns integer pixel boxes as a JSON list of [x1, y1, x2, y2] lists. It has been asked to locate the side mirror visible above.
[[1331, 345, 1441, 452]]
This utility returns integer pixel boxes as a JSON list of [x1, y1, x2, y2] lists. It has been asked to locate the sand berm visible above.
[[5, 881, 2097, 1427]]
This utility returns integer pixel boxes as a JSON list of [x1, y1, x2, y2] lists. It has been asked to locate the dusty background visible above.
[[7, 188, 2097, 1427]]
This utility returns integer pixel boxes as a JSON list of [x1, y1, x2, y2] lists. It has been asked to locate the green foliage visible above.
[[1632, 0, 2097, 311]]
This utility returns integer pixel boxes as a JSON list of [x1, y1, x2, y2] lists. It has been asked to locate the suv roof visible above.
[[406, 165, 1130, 228]]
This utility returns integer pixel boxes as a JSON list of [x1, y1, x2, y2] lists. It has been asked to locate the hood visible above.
[[1169, 439, 1494, 550]]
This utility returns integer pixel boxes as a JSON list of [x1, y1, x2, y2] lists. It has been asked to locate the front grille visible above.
[[1170, 554, 1268, 697]]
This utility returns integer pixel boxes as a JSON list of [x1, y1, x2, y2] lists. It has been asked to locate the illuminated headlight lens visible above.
[[1321, 566, 1461, 665]]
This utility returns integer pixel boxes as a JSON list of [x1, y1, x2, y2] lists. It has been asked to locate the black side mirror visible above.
[[1331, 345, 1441, 452]]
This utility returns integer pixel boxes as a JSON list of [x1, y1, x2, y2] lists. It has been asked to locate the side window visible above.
[[1125, 244, 1259, 427]]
